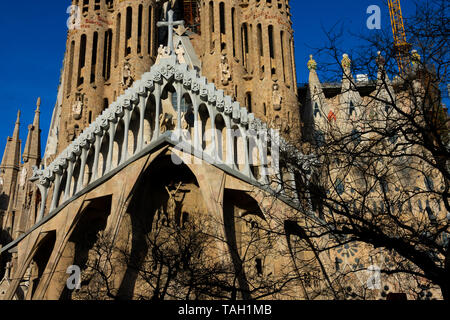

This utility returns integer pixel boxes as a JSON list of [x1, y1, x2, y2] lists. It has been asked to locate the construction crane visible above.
[[388, 0, 411, 74]]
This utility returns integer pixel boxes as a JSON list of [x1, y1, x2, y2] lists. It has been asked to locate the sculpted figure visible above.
[[220, 55, 231, 86], [72, 93, 84, 120], [272, 83, 282, 111], [19, 167, 27, 188], [122, 61, 134, 89], [175, 44, 186, 64], [165, 182, 182, 223]]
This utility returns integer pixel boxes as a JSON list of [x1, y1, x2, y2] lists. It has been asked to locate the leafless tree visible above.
[[275, 0, 449, 300]]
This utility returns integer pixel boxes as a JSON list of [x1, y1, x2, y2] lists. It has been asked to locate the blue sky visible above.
[[0, 0, 428, 158]]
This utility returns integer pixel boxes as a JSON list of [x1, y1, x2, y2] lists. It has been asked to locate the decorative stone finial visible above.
[[376, 51, 385, 67], [16, 110, 21, 123], [307, 54, 317, 71], [342, 54, 351, 70], [411, 49, 421, 65], [36, 97, 41, 109]]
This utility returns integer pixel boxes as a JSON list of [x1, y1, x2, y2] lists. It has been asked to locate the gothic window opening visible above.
[[125, 7, 133, 57], [258, 24, 263, 56], [280, 30, 286, 83], [246, 92, 252, 113], [103, 29, 112, 80], [424, 176, 434, 191], [148, 6, 153, 55], [115, 14, 121, 66], [314, 103, 320, 117], [349, 101, 355, 118], [183, 0, 200, 34], [66, 40, 75, 94], [103, 98, 109, 110], [138, 5, 143, 54], [219, 2, 226, 35], [268, 25, 276, 76], [232, 8, 236, 57], [106, 0, 113, 10], [77, 34, 87, 87], [241, 23, 249, 70], [256, 258, 263, 275], [90, 32, 98, 84], [209, 1, 214, 33], [82, 0, 89, 14], [88, 111, 93, 124], [335, 178, 345, 195], [94, 0, 100, 11]]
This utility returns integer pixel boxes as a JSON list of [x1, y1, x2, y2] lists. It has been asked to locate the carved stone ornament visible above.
[[272, 83, 282, 111], [72, 93, 84, 120]]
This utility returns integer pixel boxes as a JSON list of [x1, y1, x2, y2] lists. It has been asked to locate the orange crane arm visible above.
[[388, 0, 411, 73]]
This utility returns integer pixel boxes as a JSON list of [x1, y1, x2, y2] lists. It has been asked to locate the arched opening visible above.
[[215, 114, 227, 162], [232, 125, 244, 172], [128, 108, 140, 156], [28, 231, 57, 299], [77, 34, 87, 86], [59, 196, 112, 300], [144, 95, 156, 144], [125, 7, 133, 57], [113, 154, 212, 300], [98, 133, 110, 177], [113, 120, 125, 168], [198, 104, 211, 152], [223, 189, 267, 299]]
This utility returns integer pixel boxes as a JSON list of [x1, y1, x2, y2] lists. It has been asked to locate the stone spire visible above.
[[22, 98, 41, 165], [1, 110, 21, 172], [0, 110, 22, 215]]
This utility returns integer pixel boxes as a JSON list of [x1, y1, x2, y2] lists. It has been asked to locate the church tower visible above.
[[196, 0, 301, 141], [51, 0, 300, 156], [57, 0, 159, 154]]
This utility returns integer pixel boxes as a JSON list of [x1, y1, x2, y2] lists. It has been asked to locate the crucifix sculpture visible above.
[[157, 9, 184, 55]]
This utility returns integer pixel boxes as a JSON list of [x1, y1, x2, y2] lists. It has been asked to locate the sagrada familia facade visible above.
[[0, 0, 446, 300]]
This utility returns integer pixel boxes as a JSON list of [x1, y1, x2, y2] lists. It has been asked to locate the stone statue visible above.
[[160, 113, 175, 133], [376, 51, 385, 67], [72, 93, 84, 120], [411, 50, 421, 66], [165, 182, 182, 223], [19, 167, 27, 188], [307, 54, 317, 71], [175, 44, 186, 64], [272, 83, 282, 111], [156, 45, 171, 64], [341, 53, 351, 71], [181, 112, 189, 130], [121, 61, 134, 89], [220, 55, 231, 86], [0, 177, 3, 186]]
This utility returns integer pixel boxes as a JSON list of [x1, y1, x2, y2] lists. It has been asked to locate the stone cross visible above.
[[156, 10, 184, 55]]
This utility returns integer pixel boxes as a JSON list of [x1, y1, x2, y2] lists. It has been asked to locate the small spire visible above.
[[36, 97, 41, 112], [16, 110, 21, 124], [341, 53, 351, 70], [307, 54, 317, 71], [376, 51, 386, 67], [411, 49, 421, 65]]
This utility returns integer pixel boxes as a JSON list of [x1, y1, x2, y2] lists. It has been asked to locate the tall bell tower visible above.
[[57, 0, 159, 154], [49, 0, 300, 158], [196, 0, 301, 142]]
